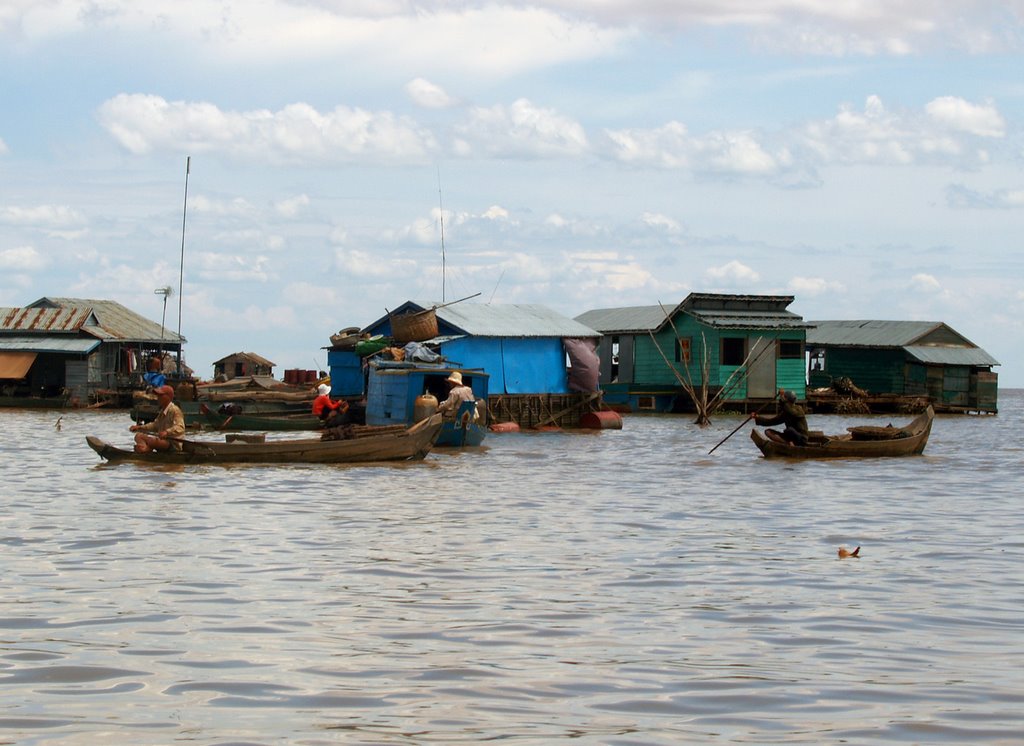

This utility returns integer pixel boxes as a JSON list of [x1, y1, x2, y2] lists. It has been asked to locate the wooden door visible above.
[[746, 336, 776, 398]]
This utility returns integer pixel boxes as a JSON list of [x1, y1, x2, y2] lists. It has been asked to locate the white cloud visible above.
[[190, 195, 258, 217], [0, 246, 49, 271], [481, 205, 510, 220], [192, 252, 272, 283], [3, 2, 627, 77], [454, 98, 589, 158], [788, 276, 846, 297], [541, 213, 605, 237], [909, 273, 943, 293], [0, 204, 86, 228], [405, 78, 458, 109], [335, 247, 417, 278], [642, 212, 682, 233], [705, 260, 760, 285], [925, 96, 1005, 137], [0, 136, 7, 155], [97, 94, 439, 164], [605, 121, 783, 174], [798, 94, 1004, 168], [280, 281, 342, 308], [945, 184, 1024, 209], [274, 194, 310, 218]]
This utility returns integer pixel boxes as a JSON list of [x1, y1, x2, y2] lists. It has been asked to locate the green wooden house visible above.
[[806, 320, 999, 413], [575, 293, 811, 412]]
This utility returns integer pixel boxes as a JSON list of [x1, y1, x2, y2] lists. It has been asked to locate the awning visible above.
[[0, 351, 37, 379], [0, 336, 101, 354]]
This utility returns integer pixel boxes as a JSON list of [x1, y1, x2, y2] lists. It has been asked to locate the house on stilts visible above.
[[330, 301, 605, 428], [805, 319, 999, 414], [0, 296, 186, 407], [575, 293, 811, 413]]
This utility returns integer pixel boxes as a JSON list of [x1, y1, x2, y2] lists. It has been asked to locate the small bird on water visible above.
[[54, 416, 63, 432], [838, 546, 860, 558]]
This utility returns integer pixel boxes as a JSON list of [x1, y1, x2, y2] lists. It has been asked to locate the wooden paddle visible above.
[[708, 400, 774, 455]]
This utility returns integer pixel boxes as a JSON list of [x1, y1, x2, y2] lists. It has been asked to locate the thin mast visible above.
[[437, 167, 446, 303], [176, 156, 190, 375]]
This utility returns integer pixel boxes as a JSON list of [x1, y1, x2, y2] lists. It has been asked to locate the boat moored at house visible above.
[[365, 360, 489, 447], [331, 300, 609, 430]]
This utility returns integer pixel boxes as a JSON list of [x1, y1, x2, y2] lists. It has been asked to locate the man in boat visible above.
[[129, 385, 185, 452], [438, 371, 478, 421], [313, 383, 350, 427], [755, 389, 809, 446]]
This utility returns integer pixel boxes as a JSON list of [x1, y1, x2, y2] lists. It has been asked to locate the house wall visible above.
[[439, 336, 569, 394], [327, 349, 364, 397], [634, 317, 806, 400], [215, 356, 271, 379], [809, 347, 907, 394]]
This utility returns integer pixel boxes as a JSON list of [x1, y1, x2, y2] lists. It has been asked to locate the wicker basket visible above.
[[390, 308, 438, 343]]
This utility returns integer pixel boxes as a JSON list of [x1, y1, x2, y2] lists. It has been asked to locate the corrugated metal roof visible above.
[[0, 306, 96, 333], [0, 336, 101, 354], [574, 305, 673, 333], [682, 292, 796, 310], [27, 297, 185, 344], [575, 299, 809, 333], [685, 308, 811, 330], [399, 301, 600, 338], [905, 345, 999, 366], [806, 320, 941, 346]]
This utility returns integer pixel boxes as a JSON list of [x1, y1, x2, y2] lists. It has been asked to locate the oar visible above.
[[708, 401, 773, 455]]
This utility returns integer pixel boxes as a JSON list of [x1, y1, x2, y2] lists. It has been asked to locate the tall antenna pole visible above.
[[176, 156, 190, 375], [437, 167, 446, 303]]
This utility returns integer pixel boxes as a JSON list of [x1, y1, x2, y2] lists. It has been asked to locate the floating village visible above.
[[0, 292, 1000, 463]]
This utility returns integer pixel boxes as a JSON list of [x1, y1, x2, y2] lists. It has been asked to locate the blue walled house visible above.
[[333, 301, 603, 427]]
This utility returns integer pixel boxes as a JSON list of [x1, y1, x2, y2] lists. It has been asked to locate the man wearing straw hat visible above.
[[438, 371, 478, 421]]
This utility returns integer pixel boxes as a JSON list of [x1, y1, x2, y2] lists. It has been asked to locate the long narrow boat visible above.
[[195, 406, 323, 431], [750, 406, 934, 459], [131, 399, 312, 426], [86, 414, 443, 464]]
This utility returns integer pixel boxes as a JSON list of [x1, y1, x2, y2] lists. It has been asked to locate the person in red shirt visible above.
[[312, 383, 349, 426]]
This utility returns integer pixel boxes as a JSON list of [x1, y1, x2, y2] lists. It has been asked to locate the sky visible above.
[[1, 0, 1022, 385]]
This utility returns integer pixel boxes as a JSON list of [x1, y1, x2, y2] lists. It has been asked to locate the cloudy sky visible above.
[[1, 0, 1021, 385]]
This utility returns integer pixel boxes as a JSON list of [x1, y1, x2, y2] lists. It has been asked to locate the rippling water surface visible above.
[[2, 393, 1022, 744]]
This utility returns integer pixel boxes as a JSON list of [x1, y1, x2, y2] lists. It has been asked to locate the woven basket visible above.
[[390, 308, 438, 343]]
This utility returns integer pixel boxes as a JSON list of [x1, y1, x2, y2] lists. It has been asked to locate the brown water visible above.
[[1, 393, 1022, 745]]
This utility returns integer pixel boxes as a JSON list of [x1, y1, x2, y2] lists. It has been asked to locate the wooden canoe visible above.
[[750, 406, 934, 459], [196, 407, 323, 431], [87, 414, 443, 464]]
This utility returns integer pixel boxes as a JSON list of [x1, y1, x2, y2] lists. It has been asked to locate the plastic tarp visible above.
[[402, 341, 442, 363], [564, 337, 600, 392], [0, 351, 37, 379]]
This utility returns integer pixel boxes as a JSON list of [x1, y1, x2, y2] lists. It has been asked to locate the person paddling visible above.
[[129, 385, 185, 453], [755, 389, 809, 445]]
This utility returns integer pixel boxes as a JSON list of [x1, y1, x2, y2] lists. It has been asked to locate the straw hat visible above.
[[446, 371, 463, 385], [317, 383, 330, 396]]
